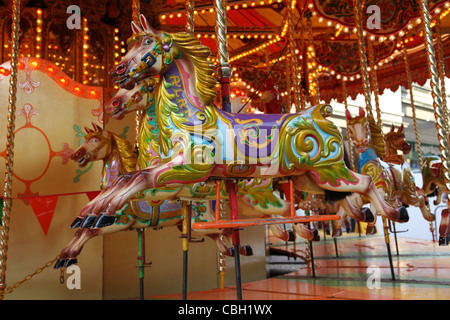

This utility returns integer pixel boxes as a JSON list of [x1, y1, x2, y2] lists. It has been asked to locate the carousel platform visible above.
[[147, 233, 450, 300]]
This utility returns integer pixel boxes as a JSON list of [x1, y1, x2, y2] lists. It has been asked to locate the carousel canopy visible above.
[[0, 0, 448, 106]]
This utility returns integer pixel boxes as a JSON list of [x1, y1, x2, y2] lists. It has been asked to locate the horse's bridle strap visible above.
[[128, 49, 158, 79]]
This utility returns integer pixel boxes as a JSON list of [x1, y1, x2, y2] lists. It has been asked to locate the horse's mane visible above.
[[171, 32, 217, 106], [367, 113, 385, 158], [111, 132, 137, 172]]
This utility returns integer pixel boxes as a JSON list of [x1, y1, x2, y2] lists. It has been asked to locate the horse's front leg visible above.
[[94, 156, 212, 228], [413, 187, 435, 222], [75, 172, 135, 228], [56, 210, 145, 268]]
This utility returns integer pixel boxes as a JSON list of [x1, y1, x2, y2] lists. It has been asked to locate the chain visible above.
[[0, 255, 60, 297], [0, 0, 21, 299]]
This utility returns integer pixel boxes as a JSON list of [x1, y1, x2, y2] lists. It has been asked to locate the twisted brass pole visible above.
[[353, 0, 374, 119], [342, 80, 355, 171], [214, 0, 232, 112], [185, 0, 195, 35], [367, 38, 382, 128], [132, 0, 142, 154], [307, 17, 320, 106], [403, 39, 434, 240], [403, 40, 423, 168], [0, 0, 20, 300], [434, 16, 449, 133], [419, 0, 450, 194], [287, 0, 301, 111]]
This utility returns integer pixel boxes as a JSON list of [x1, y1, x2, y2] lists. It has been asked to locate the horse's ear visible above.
[[391, 124, 395, 132], [399, 123, 404, 132], [131, 21, 142, 34], [345, 109, 352, 120], [139, 14, 162, 37], [92, 122, 103, 132], [84, 126, 93, 134], [139, 14, 151, 32], [358, 107, 365, 118]]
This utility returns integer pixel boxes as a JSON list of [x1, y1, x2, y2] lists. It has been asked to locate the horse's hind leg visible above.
[[412, 188, 435, 222], [56, 215, 139, 268], [439, 208, 450, 246], [322, 171, 406, 223], [55, 229, 101, 268], [293, 223, 319, 241]]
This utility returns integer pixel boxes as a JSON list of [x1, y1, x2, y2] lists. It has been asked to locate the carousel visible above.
[[0, 0, 449, 301]]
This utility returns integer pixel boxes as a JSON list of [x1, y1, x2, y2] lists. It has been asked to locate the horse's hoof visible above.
[[54, 259, 65, 269], [397, 206, 409, 223], [312, 229, 320, 241], [64, 258, 78, 268], [332, 228, 342, 238], [240, 245, 253, 256], [93, 214, 116, 229], [228, 247, 235, 257], [70, 217, 84, 229], [363, 207, 375, 223], [439, 236, 449, 246], [287, 230, 296, 242], [81, 215, 96, 229], [366, 225, 377, 235]]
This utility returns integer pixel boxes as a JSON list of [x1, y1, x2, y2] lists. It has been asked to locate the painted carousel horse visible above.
[[422, 156, 446, 205], [421, 132, 450, 245], [295, 192, 352, 237], [346, 107, 433, 233], [56, 124, 243, 268], [383, 123, 432, 212], [104, 79, 316, 242], [74, 15, 402, 235], [57, 122, 318, 267]]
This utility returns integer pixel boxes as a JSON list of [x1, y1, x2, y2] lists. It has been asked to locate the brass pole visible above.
[[0, 0, 20, 300], [419, 0, 450, 195], [132, 0, 142, 154], [353, 0, 374, 119]]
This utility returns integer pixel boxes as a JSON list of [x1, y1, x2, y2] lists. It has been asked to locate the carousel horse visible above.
[[56, 124, 244, 268], [58, 123, 326, 267], [346, 107, 433, 234], [421, 132, 450, 245], [104, 79, 316, 242], [74, 15, 402, 235], [422, 156, 446, 205], [383, 123, 431, 214], [295, 192, 351, 237]]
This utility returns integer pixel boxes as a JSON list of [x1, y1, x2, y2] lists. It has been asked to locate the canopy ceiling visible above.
[[2, 0, 449, 104]]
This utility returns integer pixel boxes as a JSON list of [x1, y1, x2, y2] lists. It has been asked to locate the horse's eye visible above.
[[144, 38, 153, 45]]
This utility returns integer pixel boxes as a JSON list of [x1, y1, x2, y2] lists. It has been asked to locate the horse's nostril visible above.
[[116, 65, 126, 74], [112, 99, 119, 107]]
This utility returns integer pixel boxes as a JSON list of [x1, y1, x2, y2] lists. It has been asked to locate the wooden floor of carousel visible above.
[[147, 231, 450, 300]]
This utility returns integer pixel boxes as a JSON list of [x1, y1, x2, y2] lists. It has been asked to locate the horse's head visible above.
[[385, 123, 412, 154], [71, 123, 110, 167], [346, 107, 369, 153], [109, 14, 179, 90], [105, 78, 157, 119]]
